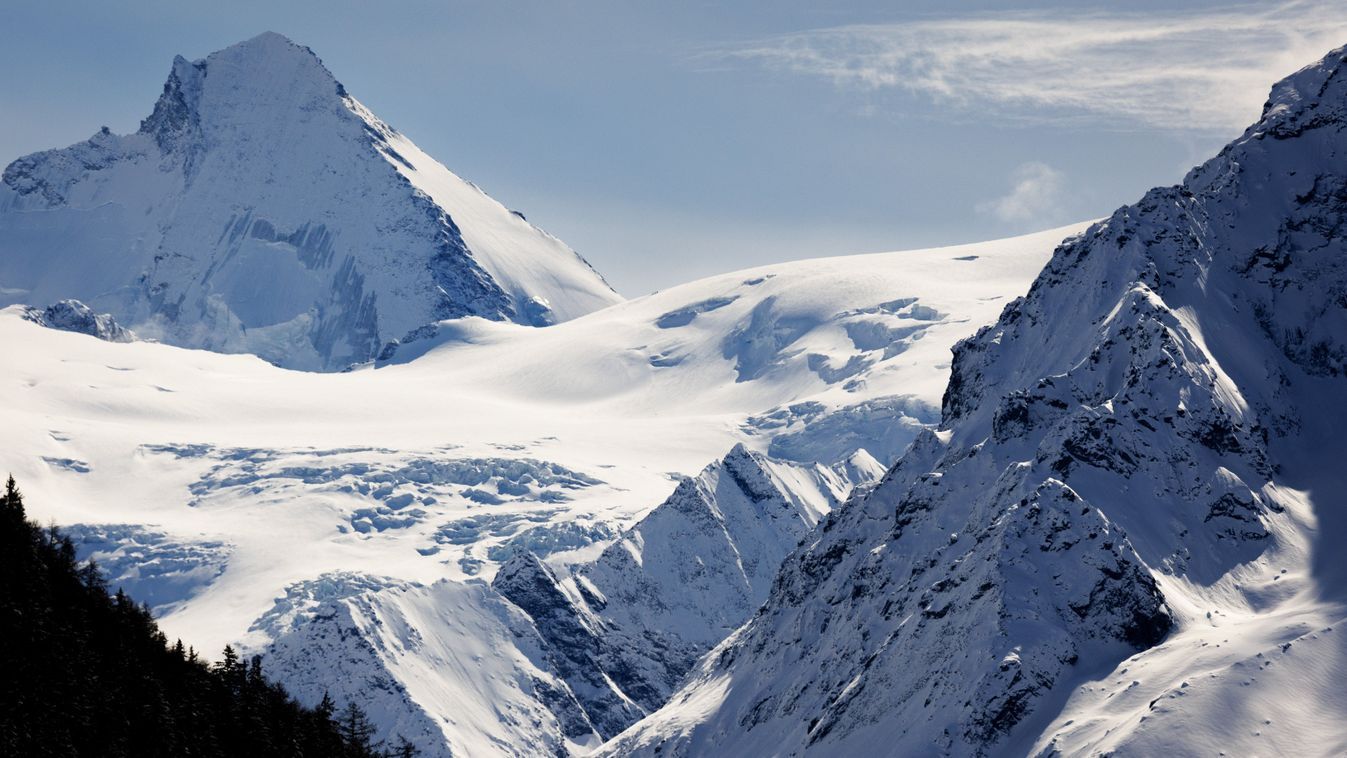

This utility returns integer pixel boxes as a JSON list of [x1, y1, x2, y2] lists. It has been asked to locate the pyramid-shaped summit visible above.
[[0, 32, 621, 370]]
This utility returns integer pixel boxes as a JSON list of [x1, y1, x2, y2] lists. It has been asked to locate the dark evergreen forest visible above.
[[0, 475, 419, 757]]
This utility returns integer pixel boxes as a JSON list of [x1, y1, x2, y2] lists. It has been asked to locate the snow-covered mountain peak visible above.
[[140, 32, 341, 149], [209, 30, 326, 72], [0, 33, 621, 370], [171, 31, 335, 104], [1250, 43, 1347, 138]]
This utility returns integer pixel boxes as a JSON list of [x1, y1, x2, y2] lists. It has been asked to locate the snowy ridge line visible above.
[[490, 444, 874, 741]]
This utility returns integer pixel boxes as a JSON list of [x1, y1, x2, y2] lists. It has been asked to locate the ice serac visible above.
[[492, 445, 866, 741], [0, 32, 620, 370], [603, 45, 1347, 757]]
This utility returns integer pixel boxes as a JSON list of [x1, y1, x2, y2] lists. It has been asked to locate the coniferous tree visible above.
[[2, 475, 22, 518], [391, 735, 421, 758], [339, 700, 379, 756], [316, 691, 337, 721]]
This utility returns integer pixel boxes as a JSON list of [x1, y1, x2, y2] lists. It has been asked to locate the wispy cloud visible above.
[[977, 162, 1065, 224], [708, 1, 1347, 131]]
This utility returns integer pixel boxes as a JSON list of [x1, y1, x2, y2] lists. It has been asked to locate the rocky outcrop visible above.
[[23, 300, 136, 342]]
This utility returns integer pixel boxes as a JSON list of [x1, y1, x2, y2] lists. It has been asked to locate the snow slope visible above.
[[601, 45, 1347, 758], [489, 444, 869, 743], [0, 33, 619, 370], [0, 224, 1076, 755]]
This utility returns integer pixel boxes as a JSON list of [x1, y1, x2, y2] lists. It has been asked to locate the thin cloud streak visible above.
[[709, 1, 1347, 131]]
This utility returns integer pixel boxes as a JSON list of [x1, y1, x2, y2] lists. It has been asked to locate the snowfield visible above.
[[0, 224, 1078, 755]]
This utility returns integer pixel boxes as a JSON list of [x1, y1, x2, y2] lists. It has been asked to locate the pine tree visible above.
[[309, 691, 346, 757], [316, 691, 337, 721], [1, 474, 22, 522], [391, 735, 421, 758], [339, 700, 378, 756]]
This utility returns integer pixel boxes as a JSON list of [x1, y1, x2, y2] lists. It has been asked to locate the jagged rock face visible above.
[[492, 445, 862, 741], [601, 425, 1172, 756], [0, 32, 619, 370], [22, 299, 135, 342], [601, 44, 1347, 758], [491, 553, 643, 739]]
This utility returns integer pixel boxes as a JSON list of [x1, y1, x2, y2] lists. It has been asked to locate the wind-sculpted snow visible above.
[[716, 292, 950, 384], [603, 44, 1347, 757], [65, 524, 230, 615], [41, 456, 91, 474], [431, 512, 557, 547], [247, 571, 417, 642], [367, 221, 1071, 429], [431, 512, 615, 574], [481, 519, 616, 564], [0, 32, 619, 370], [655, 296, 738, 328]]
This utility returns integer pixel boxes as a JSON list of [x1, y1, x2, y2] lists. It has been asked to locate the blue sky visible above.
[[3, 1, 1345, 295]]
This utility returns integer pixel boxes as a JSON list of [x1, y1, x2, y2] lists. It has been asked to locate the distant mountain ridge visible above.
[[0, 32, 620, 370]]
